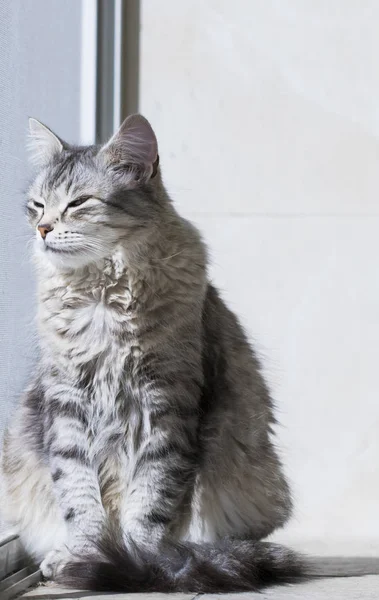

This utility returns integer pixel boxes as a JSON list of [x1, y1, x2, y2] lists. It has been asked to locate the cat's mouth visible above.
[[44, 243, 78, 255]]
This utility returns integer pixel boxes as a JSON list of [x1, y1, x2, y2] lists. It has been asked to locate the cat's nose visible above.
[[37, 224, 54, 239]]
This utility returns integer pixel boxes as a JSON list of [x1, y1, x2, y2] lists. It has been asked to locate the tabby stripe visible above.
[[52, 446, 89, 465], [47, 398, 88, 427], [145, 510, 172, 526]]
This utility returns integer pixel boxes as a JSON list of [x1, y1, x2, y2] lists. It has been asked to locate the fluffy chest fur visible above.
[[38, 253, 147, 425]]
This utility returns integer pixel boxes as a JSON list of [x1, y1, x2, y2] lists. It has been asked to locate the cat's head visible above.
[[27, 114, 163, 269]]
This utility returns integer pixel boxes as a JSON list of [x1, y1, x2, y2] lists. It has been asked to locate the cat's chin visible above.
[[35, 244, 104, 271]]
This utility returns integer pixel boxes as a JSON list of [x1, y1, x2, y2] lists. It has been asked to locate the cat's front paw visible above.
[[40, 540, 97, 580], [40, 547, 71, 580]]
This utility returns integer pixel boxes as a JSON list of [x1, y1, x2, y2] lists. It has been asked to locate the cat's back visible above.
[[200, 283, 274, 422]]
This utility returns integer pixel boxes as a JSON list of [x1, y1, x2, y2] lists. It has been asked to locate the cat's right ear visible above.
[[27, 118, 64, 168]]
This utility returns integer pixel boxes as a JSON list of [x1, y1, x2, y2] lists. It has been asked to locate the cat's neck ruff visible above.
[[35, 244, 132, 292]]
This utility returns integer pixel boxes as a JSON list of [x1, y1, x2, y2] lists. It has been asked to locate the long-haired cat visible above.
[[1, 115, 312, 592]]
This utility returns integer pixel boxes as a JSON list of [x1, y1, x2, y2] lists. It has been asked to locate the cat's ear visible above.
[[100, 114, 159, 182], [27, 118, 64, 168]]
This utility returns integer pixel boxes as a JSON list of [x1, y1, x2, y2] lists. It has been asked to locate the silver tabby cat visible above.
[[0, 115, 306, 592]]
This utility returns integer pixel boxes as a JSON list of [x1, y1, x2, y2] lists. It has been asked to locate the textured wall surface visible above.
[[0, 0, 81, 436], [140, 1, 379, 543]]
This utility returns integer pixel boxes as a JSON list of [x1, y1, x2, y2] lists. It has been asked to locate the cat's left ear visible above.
[[27, 118, 64, 168], [100, 114, 159, 182]]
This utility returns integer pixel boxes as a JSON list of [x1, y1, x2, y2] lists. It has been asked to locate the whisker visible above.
[[158, 250, 184, 261]]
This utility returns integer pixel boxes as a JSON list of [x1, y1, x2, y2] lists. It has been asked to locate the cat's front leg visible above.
[[40, 384, 105, 578], [121, 369, 201, 546]]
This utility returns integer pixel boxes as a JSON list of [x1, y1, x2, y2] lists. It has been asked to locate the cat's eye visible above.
[[67, 195, 92, 209], [33, 201, 44, 209]]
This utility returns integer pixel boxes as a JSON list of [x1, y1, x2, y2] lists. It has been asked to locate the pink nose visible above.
[[37, 224, 54, 239]]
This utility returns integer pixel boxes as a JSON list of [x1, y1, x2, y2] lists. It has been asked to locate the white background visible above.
[[140, 0, 379, 547]]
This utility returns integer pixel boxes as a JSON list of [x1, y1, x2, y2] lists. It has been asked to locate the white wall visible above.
[[140, 0, 379, 546]]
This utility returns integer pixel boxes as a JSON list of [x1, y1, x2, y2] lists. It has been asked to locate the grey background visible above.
[[0, 0, 82, 435]]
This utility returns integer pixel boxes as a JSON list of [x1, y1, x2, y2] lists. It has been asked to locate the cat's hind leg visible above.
[[1, 430, 68, 563]]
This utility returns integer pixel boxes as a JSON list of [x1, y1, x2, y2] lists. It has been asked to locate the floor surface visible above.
[[21, 576, 379, 600]]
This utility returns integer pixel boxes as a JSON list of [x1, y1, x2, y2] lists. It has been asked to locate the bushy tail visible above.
[[56, 529, 307, 593]]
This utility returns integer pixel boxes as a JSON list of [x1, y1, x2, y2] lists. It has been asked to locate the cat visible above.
[[0, 114, 306, 592]]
